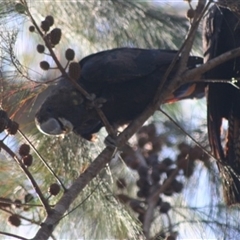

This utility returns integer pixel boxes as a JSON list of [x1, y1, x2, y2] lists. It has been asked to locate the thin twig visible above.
[[159, 108, 214, 160], [0, 141, 51, 213], [1, 207, 41, 225], [183, 46, 240, 84], [18, 129, 67, 191], [0, 231, 28, 240]]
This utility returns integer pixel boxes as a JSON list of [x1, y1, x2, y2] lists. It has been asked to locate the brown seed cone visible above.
[[22, 154, 33, 167], [157, 162, 168, 173], [151, 168, 160, 182], [68, 62, 81, 80], [6, 121, 19, 135], [29, 26, 35, 32], [186, 8, 195, 19], [150, 135, 163, 154], [49, 183, 61, 196], [137, 189, 149, 198], [41, 20, 50, 32], [137, 165, 148, 176], [172, 179, 184, 193], [8, 214, 21, 227], [178, 142, 190, 155], [50, 28, 62, 45], [162, 158, 173, 167], [189, 145, 203, 160], [136, 178, 149, 189], [160, 201, 171, 214], [45, 15, 54, 26], [65, 48, 75, 61], [19, 144, 30, 156], [37, 44, 45, 53], [40, 61, 50, 70]]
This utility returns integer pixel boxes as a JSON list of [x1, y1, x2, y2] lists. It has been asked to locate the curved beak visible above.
[[35, 117, 73, 136]]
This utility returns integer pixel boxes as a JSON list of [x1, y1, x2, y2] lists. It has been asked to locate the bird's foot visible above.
[[86, 94, 107, 109], [104, 134, 117, 148]]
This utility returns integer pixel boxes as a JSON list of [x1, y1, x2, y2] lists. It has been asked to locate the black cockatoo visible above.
[[203, 5, 240, 205], [35, 48, 204, 141]]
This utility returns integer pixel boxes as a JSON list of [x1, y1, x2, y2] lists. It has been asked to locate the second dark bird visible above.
[[203, 5, 240, 205]]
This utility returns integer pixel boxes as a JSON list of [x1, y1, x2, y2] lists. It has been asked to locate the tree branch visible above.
[[29, 1, 240, 239]]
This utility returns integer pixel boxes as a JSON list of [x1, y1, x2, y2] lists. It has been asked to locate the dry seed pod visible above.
[[65, 48, 75, 61], [150, 136, 163, 153], [41, 20, 50, 32], [151, 168, 160, 182], [50, 28, 61, 45], [137, 166, 148, 176], [45, 15, 54, 26], [163, 189, 173, 197], [49, 183, 61, 196], [40, 61, 50, 70], [6, 121, 19, 135], [160, 201, 171, 214], [178, 142, 190, 155], [29, 26, 35, 32], [172, 180, 184, 193], [8, 214, 21, 227], [22, 154, 33, 167], [136, 178, 149, 189], [19, 144, 30, 156], [189, 145, 203, 160], [137, 188, 149, 198], [37, 44, 45, 53], [162, 158, 173, 167], [68, 62, 81, 80], [186, 8, 195, 19]]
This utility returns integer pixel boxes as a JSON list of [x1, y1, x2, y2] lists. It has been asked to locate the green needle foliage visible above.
[[0, 0, 240, 239]]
